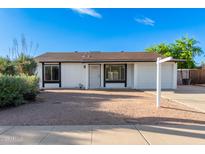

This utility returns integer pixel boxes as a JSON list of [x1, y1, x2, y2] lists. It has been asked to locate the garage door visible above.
[[137, 63, 173, 89]]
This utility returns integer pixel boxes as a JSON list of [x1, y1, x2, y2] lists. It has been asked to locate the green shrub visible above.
[[21, 75, 39, 100], [0, 75, 25, 107], [0, 75, 39, 107], [15, 53, 37, 75], [0, 57, 17, 75]]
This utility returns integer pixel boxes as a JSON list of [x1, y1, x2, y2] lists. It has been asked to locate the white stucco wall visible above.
[[44, 83, 60, 88], [36, 63, 42, 88], [36, 63, 87, 89], [61, 63, 86, 88], [134, 62, 177, 89], [127, 64, 134, 88], [36, 62, 176, 89], [105, 83, 125, 88], [172, 63, 177, 89]]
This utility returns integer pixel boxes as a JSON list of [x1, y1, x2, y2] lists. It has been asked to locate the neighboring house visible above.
[[35, 51, 178, 89]]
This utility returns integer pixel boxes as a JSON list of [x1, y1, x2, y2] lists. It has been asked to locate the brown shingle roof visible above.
[[35, 52, 165, 63]]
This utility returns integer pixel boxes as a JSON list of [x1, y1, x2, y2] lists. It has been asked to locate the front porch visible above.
[[87, 63, 134, 89]]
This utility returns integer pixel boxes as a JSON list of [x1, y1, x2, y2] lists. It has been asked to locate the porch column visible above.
[[42, 62, 45, 88], [134, 63, 138, 89], [101, 64, 104, 88], [85, 64, 89, 89], [59, 62, 61, 88]]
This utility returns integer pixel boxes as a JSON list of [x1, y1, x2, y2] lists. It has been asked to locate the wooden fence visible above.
[[177, 67, 205, 84], [189, 68, 205, 84]]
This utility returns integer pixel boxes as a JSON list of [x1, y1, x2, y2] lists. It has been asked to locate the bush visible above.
[[0, 57, 17, 75], [0, 75, 39, 107], [0, 75, 25, 107], [15, 53, 37, 75], [21, 75, 39, 101]]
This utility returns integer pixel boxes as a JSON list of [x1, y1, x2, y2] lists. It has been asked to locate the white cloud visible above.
[[70, 8, 102, 18], [135, 17, 155, 26]]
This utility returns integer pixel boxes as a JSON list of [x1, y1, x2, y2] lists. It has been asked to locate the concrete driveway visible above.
[[148, 85, 205, 112], [0, 124, 204, 145]]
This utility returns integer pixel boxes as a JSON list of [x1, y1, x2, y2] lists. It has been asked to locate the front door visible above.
[[89, 65, 101, 89]]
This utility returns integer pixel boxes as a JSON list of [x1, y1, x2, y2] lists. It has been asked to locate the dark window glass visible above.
[[105, 65, 125, 81], [45, 66, 51, 81], [44, 65, 59, 81], [52, 66, 59, 81]]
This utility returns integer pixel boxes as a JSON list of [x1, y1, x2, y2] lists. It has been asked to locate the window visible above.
[[44, 65, 59, 81], [105, 65, 125, 81]]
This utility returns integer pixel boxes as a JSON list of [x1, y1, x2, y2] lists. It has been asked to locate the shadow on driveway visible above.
[[0, 89, 204, 143]]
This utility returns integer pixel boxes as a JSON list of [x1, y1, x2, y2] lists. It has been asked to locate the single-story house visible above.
[[35, 51, 178, 89]]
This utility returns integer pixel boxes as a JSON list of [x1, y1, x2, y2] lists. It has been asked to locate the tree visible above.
[[0, 57, 17, 75], [9, 34, 39, 60], [172, 37, 203, 69], [146, 43, 173, 57], [8, 34, 39, 75], [15, 53, 37, 75], [146, 36, 204, 69], [200, 60, 205, 68]]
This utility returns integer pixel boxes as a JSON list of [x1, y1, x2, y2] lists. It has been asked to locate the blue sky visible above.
[[0, 8, 204, 65]]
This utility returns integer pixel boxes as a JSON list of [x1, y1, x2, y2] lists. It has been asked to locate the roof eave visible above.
[[37, 60, 162, 63]]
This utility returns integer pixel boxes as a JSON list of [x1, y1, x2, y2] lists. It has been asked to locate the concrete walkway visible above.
[[0, 124, 204, 145], [147, 85, 205, 112]]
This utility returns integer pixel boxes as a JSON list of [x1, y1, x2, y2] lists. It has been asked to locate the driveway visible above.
[[0, 89, 204, 125], [148, 85, 205, 112]]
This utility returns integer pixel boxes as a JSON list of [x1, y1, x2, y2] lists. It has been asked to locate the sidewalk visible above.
[[0, 124, 204, 145]]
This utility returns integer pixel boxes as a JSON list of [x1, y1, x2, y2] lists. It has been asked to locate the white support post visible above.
[[156, 57, 161, 108], [101, 64, 104, 88], [85, 64, 89, 89], [156, 56, 173, 108]]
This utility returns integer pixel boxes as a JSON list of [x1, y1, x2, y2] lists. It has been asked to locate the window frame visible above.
[[104, 64, 127, 87], [105, 64, 126, 82], [44, 64, 60, 82]]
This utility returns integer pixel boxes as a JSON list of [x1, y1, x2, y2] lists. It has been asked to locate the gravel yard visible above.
[[0, 89, 204, 125]]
